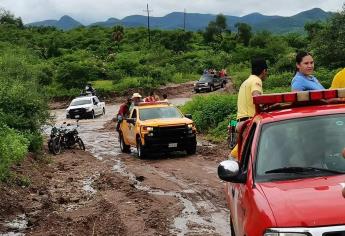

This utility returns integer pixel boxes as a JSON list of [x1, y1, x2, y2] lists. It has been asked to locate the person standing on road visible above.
[[230, 58, 269, 159], [291, 51, 325, 91], [330, 68, 345, 89], [116, 98, 131, 131]]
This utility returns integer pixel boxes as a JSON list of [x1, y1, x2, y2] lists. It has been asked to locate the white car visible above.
[[66, 95, 105, 119]]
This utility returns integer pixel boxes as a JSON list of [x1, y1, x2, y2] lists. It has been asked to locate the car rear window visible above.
[[256, 114, 345, 181], [139, 107, 183, 121]]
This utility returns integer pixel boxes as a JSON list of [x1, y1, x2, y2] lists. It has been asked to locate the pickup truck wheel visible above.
[[136, 139, 146, 159], [209, 85, 214, 92], [102, 108, 105, 115], [90, 110, 95, 119], [119, 133, 130, 153], [186, 142, 196, 155], [221, 82, 224, 88]]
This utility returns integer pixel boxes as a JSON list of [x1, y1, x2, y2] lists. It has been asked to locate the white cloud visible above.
[[0, 0, 343, 24]]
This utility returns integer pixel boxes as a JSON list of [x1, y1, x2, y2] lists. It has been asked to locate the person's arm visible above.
[[291, 79, 304, 92], [252, 90, 262, 97], [251, 78, 263, 97]]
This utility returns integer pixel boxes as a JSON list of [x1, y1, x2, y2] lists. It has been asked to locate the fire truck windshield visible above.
[[256, 114, 345, 181]]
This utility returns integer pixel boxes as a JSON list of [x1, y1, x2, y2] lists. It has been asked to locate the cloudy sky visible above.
[[0, 0, 344, 24]]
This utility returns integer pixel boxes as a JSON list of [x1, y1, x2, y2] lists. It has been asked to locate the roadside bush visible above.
[[264, 72, 293, 90], [181, 94, 237, 133], [314, 67, 338, 89], [0, 123, 29, 181], [23, 131, 43, 153], [0, 79, 49, 132]]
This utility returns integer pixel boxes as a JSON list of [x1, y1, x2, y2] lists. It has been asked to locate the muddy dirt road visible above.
[[0, 97, 231, 236]]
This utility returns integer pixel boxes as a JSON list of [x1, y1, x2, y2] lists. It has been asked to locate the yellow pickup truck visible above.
[[118, 101, 197, 159]]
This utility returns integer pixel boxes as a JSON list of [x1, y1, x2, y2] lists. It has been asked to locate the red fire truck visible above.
[[218, 89, 345, 236]]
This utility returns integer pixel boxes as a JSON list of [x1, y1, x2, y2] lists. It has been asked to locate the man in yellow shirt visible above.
[[230, 58, 268, 159], [330, 68, 345, 89]]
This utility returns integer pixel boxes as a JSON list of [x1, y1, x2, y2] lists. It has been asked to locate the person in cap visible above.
[[128, 93, 143, 113], [131, 93, 142, 105], [230, 58, 269, 159]]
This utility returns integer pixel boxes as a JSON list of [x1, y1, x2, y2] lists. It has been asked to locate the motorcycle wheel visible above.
[[77, 138, 85, 151], [52, 137, 61, 155], [48, 139, 53, 153]]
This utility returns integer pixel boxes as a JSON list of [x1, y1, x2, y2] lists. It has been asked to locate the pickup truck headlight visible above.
[[205, 82, 209, 86], [264, 231, 309, 236], [86, 107, 93, 112], [187, 124, 193, 129], [142, 126, 154, 132]]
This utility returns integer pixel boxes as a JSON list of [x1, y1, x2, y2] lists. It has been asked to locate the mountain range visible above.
[[26, 8, 331, 33]]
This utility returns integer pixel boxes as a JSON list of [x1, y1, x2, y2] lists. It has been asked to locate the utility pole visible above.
[[183, 9, 186, 31], [143, 4, 152, 45]]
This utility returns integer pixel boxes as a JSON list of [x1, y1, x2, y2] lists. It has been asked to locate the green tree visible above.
[[160, 30, 193, 52], [304, 21, 324, 41], [311, 4, 345, 68], [204, 14, 229, 43], [235, 22, 252, 46], [0, 8, 23, 28], [111, 25, 124, 50], [56, 62, 90, 89]]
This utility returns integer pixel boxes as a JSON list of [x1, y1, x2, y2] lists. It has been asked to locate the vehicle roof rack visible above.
[[254, 89, 345, 113]]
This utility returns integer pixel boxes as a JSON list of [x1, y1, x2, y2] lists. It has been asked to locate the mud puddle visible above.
[[46, 97, 230, 235]]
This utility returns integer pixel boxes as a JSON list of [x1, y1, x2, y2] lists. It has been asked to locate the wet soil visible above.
[[1, 97, 232, 236]]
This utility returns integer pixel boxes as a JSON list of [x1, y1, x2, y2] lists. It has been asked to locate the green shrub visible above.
[[0, 123, 29, 181], [315, 67, 338, 89], [181, 94, 237, 133], [265, 72, 293, 90], [23, 131, 43, 153]]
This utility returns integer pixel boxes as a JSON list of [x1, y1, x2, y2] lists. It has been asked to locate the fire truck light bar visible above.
[[138, 101, 169, 106], [253, 89, 345, 105]]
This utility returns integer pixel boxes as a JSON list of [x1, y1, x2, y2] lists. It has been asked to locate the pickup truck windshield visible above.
[[256, 114, 345, 181], [199, 76, 212, 82], [70, 99, 92, 106], [139, 107, 183, 121]]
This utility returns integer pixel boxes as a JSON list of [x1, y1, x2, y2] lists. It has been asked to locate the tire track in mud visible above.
[[51, 98, 231, 236]]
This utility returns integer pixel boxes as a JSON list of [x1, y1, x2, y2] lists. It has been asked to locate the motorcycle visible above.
[[48, 120, 85, 155], [227, 120, 238, 149]]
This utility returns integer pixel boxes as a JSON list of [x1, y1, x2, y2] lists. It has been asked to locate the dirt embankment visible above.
[[49, 81, 196, 110], [49, 79, 236, 110]]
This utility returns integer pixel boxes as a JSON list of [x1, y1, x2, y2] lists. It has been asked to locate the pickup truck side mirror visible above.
[[218, 160, 246, 183], [94, 101, 98, 105], [126, 118, 136, 124], [185, 114, 192, 119]]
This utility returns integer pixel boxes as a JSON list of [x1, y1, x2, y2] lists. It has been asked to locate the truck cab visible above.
[[118, 101, 197, 159], [218, 89, 345, 236]]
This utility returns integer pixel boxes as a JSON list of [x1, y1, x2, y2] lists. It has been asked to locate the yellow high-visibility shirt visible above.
[[330, 68, 345, 89], [237, 75, 263, 119]]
